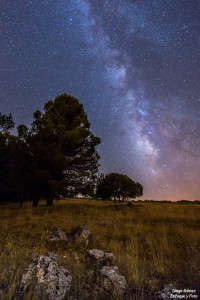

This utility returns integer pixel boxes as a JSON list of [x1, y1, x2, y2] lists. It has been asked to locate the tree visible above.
[[0, 113, 15, 202], [96, 173, 143, 201], [0, 112, 14, 132], [26, 94, 100, 206], [0, 113, 31, 205]]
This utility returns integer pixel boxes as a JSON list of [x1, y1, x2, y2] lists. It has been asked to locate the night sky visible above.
[[1, 0, 200, 200]]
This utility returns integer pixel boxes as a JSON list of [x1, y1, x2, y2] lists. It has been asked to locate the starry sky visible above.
[[1, 0, 200, 200]]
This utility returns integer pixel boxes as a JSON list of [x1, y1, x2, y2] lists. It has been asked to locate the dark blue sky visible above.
[[1, 0, 200, 200]]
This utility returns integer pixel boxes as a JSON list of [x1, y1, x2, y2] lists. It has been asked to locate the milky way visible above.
[[1, 0, 200, 200]]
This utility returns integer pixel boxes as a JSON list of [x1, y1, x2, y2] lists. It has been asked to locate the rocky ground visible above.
[[1, 225, 194, 300], [15, 225, 129, 300], [1, 200, 200, 299]]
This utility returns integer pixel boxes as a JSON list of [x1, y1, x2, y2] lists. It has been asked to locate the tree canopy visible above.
[[0, 112, 15, 132], [96, 173, 143, 201]]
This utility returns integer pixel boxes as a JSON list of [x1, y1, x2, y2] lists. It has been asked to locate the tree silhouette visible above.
[[96, 173, 143, 201], [0, 95, 100, 206], [0, 112, 14, 132], [26, 94, 101, 206]]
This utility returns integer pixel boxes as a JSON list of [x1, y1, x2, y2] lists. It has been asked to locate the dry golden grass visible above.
[[0, 199, 200, 299]]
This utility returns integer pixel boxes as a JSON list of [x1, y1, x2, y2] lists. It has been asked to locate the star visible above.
[[0, 0, 200, 200]]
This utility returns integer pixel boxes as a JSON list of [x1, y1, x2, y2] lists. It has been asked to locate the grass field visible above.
[[0, 199, 200, 299]]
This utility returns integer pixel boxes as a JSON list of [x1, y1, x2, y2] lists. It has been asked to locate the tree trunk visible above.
[[20, 198, 23, 208], [32, 198, 39, 207], [46, 197, 53, 206], [20, 190, 24, 208]]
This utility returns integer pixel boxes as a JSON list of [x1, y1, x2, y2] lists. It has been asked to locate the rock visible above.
[[155, 284, 174, 300], [84, 249, 128, 299], [99, 266, 128, 299], [86, 249, 116, 269], [44, 226, 68, 243], [74, 224, 91, 248], [19, 252, 72, 300]]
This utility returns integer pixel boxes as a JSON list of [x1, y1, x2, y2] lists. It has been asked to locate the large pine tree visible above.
[[27, 94, 101, 206]]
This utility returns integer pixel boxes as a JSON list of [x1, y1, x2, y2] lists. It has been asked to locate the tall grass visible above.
[[0, 199, 200, 299]]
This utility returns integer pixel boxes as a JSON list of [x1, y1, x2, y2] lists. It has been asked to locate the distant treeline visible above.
[[138, 200, 200, 204]]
